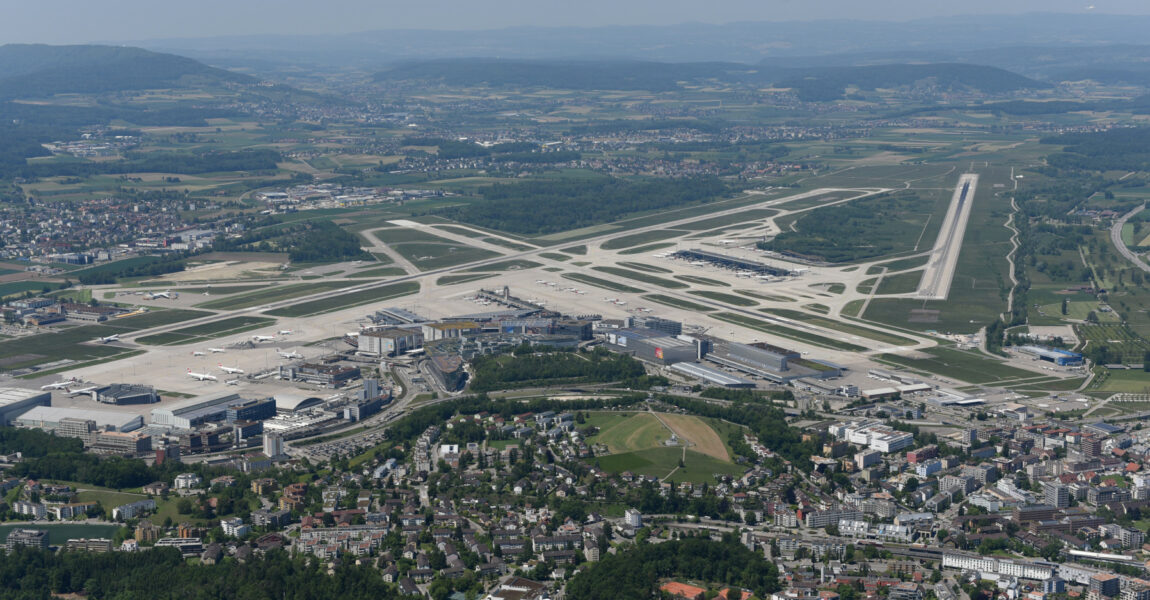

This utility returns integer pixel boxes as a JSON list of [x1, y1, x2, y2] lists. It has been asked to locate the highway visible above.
[[1110, 203, 1150, 273]]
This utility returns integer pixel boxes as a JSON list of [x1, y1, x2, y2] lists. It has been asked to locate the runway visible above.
[[916, 173, 979, 300]]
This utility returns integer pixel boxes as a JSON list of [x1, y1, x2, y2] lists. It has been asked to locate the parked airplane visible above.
[[146, 290, 173, 300], [97, 334, 119, 343], [277, 330, 294, 335], [251, 335, 275, 342], [66, 386, 98, 397], [218, 364, 244, 375], [225, 379, 239, 386], [277, 350, 302, 359], [208, 347, 226, 353], [192, 351, 206, 356], [40, 381, 73, 390], [187, 369, 217, 381]]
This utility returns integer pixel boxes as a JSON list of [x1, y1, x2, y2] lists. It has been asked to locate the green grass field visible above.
[[643, 294, 716, 312], [617, 243, 676, 256], [560, 273, 643, 293], [585, 412, 744, 483], [674, 275, 730, 287], [760, 308, 917, 346], [437, 274, 497, 286], [136, 316, 276, 345], [197, 281, 359, 310], [617, 261, 672, 274], [600, 229, 685, 250], [876, 270, 924, 295], [687, 290, 758, 307], [348, 267, 407, 278], [713, 312, 868, 352], [592, 266, 687, 289], [266, 281, 420, 318], [877, 346, 1043, 385], [462, 259, 542, 272], [394, 242, 502, 271]]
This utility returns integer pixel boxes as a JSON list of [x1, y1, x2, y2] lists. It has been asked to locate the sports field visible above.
[[585, 412, 743, 483]]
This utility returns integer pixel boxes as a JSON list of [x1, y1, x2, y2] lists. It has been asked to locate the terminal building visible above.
[[669, 362, 755, 388], [672, 248, 793, 277], [0, 388, 51, 426], [277, 363, 360, 388], [152, 393, 279, 429]]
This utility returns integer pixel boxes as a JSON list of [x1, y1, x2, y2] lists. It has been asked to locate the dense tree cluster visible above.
[[75, 253, 188, 285], [468, 347, 646, 392], [442, 176, 727, 235], [213, 220, 371, 263], [566, 536, 780, 600], [0, 547, 405, 600], [1043, 127, 1150, 172]]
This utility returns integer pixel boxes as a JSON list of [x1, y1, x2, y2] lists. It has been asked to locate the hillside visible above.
[[0, 44, 252, 99], [374, 58, 1045, 98]]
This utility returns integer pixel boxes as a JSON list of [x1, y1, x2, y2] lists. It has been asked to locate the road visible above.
[[1110, 203, 1150, 273]]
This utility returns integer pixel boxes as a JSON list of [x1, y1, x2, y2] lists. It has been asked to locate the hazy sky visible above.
[[3, 0, 1147, 44]]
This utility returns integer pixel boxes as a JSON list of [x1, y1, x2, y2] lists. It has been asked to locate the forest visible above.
[[213, 220, 371, 263], [0, 546, 408, 600], [468, 347, 647, 392], [1042, 127, 1150, 173], [74, 253, 188, 285], [441, 176, 727, 235], [565, 536, 780, 600]]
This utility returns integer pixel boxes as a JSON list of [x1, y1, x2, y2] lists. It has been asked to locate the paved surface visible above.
[[917, 173, 979, 299], [1110, 203, 1150, 273]]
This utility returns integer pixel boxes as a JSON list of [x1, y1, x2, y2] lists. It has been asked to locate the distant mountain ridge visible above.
[[374, 59, 1048, 99], [0, 44, 252, 99]]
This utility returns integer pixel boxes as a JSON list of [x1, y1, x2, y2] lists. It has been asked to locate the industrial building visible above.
[[94, 384, 159, 405], [829, 420, 915, 453], [604, 328, 697, 366], [705, 341, 841, 383], [668, 362, 755, 388], [0, 388, 51, 426], [14, 406, 143, 432], [1017, 346, 1084, 366], [358, 328, 424, 357]]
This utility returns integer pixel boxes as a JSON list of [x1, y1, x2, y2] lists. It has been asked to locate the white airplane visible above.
[[187, 369, 217, 381], [251, 335, 275, 342], [97, 334, 119, 343], [218, 364, 244, 375], [277, 329, 294, 335], [147, 290, 172, 300], [225, 379, 239, 386], [208, 347, 226, 354], [40, 381, 73, 391], [192, 351, 206, 357], [67, 386, 98, 397], [277, 350, 303, 359]]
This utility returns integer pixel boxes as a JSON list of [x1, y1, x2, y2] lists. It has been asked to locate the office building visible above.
[[1043, 481, 1070, 509], [263, 433, 284, 459]]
